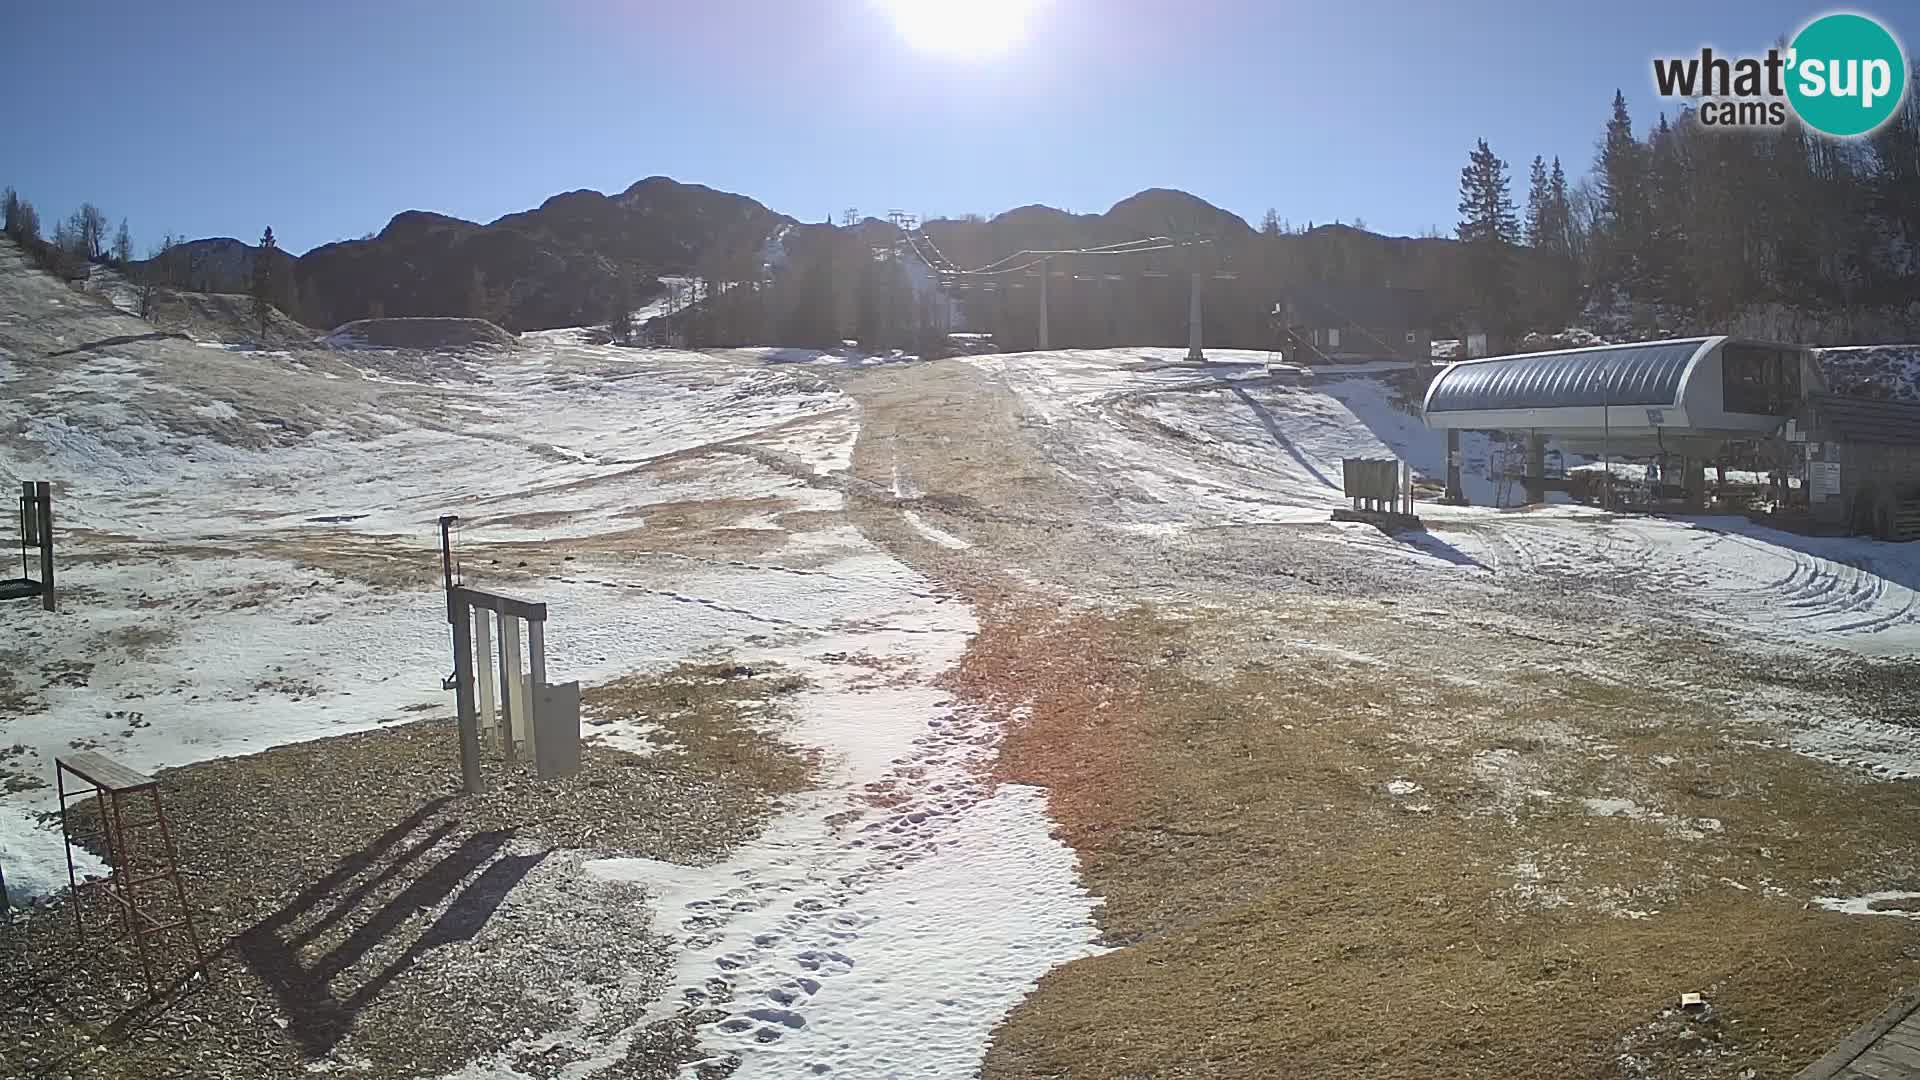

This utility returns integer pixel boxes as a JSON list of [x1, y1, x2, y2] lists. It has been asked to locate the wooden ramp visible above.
[[1796, 988, 1920, 1079]]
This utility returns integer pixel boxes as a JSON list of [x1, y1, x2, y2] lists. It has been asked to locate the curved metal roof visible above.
[[1424, 338, 1715, 413]]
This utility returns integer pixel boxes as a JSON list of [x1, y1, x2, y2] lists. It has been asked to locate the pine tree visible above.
[[252, 226, 277, 337], [1261, 208, 1282, 237], [1544, 158, 1574, 255], [1536, 156, 1581, 323], [112, 218, 133, 264], [1456, 139, 1520, 337], [1524, 156, 1550, 247], [1643, 113, 1690, 308], [1595, 90, 1651, 297]]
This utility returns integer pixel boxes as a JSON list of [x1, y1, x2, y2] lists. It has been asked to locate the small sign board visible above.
[[1808, 461, 1842, 503], [1645, 408, 1666, 426]]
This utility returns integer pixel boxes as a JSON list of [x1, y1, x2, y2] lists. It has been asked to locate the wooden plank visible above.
[[1841, 1043, 1920, 1079], [1874, 1022, 1920, 1055], [1871, 1027, 1920, 1063], [1798, 987, 1920, 1079], [450, 586, 546, 623], [55, 752, 154, 793]]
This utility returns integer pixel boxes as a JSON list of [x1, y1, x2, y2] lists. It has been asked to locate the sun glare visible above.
[[877, 0, 1037, 58]]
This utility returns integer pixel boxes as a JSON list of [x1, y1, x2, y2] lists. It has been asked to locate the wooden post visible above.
[[450, 602, 483, 794], [34, 482, 53, 612], [497, 615, 519, 764], [501, 616, 527, 758], [526, 618, 546, 765], [473, 608, 496, 751]]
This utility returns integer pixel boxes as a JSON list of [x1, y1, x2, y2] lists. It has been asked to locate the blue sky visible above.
[[6, 1, 1914, 255]]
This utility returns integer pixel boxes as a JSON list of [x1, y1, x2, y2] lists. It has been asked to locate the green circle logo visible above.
[[1787, 13, 1908, 137]]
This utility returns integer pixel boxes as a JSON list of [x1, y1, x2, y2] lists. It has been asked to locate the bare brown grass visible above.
[[958, 601, 1920, 1080]]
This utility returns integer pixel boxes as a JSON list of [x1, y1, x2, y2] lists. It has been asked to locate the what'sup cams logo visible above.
[[1652, 11, 1908, 137]]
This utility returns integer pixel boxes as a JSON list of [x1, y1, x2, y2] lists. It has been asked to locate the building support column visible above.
[[1185, 272, 1205, 363], [1524, 431, 1546, 505], [1037, 258, 1049, 351], [1445, 429, 1465, 505]]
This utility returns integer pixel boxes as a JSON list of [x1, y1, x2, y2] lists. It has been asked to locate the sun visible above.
[[876, 0, 1038, 58]]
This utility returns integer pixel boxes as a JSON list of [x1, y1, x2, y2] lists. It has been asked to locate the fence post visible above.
[[473, 608, 495, 751], [526, 618, 546, 765], [35, 483, 53, 612], [450, 602, 483, 794]]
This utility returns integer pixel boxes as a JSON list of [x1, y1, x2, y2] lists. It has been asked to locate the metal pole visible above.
[[438, 515, 459, 617], [450, 602, 483, 794], [35, 482, 53, 612], [1602, 367, 1611, 510], [1186, 271, 1205, 362], [1037, 257, 1049, 351], [438, 515, 459, 689]]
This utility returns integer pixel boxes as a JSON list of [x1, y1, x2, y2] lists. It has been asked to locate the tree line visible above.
[[3, 188, 137, 280], [1453, 70, 1920, 348]]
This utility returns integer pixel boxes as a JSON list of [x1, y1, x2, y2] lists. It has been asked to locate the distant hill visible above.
[[147, 177, 1513, 342], [138, 177, 794, 332]]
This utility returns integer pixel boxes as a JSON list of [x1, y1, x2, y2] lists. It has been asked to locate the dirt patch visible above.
[[96, 625, 176, 661], [328, 317, 517, 351], [957, 600, 1920, 1080], [0, 660, 816, 1080], [0, 649, 37, 715]]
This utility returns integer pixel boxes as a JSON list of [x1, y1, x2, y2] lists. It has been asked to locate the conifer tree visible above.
[[1456, 139, 1520, 337], [1595, 90, 1650, 296], [252, 226, 277, 336]]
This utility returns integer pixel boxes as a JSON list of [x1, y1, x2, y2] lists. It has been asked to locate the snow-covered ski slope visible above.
[[0, 241, 1102, 1079], [969, 348, 1920, 655], [6, 230, 1920, 1077]]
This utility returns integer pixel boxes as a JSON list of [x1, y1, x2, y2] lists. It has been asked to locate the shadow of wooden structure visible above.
[[2, 482, 54, 611], [230, 798, 545, 1059], [55, 752, 205, 996]]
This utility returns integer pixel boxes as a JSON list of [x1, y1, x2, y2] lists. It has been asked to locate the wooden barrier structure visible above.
[[440, 516, 581, 794], [2, 481, 54, 611], [1342, 457, 1413, 515], [1337, 457, 1422, 531]]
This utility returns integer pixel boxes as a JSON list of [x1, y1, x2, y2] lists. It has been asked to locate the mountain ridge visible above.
[[139, 177, 1465, 334]]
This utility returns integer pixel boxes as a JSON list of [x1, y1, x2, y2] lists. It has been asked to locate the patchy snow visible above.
[[466, 590, 1102, 1078], [1812, 891, 1920, 918], [2, 284, 1104, 1077], [902, 510, 970, 550], [1581, 796, 1724, 841], [966, 348, 1499, 527]]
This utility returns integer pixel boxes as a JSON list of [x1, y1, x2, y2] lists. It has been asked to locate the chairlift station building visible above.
[[1420, 336, 1920, 538]]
